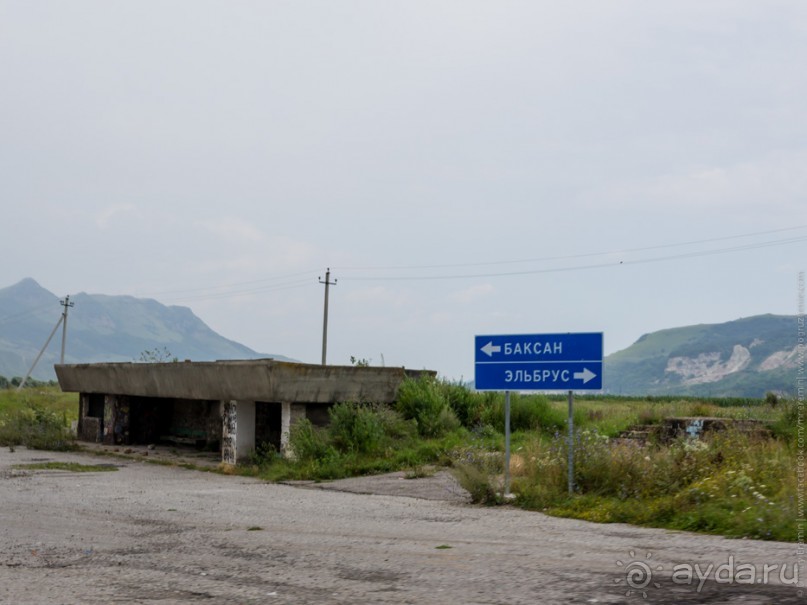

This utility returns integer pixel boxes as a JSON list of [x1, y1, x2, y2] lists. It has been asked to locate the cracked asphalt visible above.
[[0, 447, 802, 604]]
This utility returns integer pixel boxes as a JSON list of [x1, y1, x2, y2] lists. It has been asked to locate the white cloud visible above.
[[3, 1, 805, 381], [451, 283, 495, 304], [344, 286, 412, 308], [591, 149, 807, 216], [95, 203, 138, 229], [197, 217, 264, 243]]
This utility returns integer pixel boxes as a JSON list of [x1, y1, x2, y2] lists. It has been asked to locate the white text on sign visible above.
[[504, 367, 598, 384], [481, 340, 563, 357]]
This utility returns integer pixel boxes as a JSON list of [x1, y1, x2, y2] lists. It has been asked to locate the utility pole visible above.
[[319, 268, 336, 365], [59, 295, 74, 365], [17, 295, 74, 391]]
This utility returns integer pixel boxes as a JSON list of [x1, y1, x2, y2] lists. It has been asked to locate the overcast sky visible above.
[[2, 1, 805, 381]]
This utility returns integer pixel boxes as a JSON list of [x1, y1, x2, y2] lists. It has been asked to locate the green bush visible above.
[[328, 402, 385, 454], [480, 393, 566, 433], [0, 404, 76, 451], [396, 377, 460, 437], [515, 427, 797, 541], [372, 404, 418, 442], [771, 398, 799, 440], [453, 462, 500, 505], [288, 403, 419, 463], [287, 419, 334, 462], [246, 440, 278, 466], [439, 380, 485, 428], [449, 441, 503, 505]]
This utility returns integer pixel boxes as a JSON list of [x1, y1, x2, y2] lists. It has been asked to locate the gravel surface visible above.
[[0, 447, 802, 604]]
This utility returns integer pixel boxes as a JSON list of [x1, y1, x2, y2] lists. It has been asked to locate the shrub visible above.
[[687, 401, 718, 417], [396, 377, 460, 437], [328, 402, 385, 454], [480, 393, 566, 433], [771, 399, 799, 440], [453, 462, 500, 504], [372, 404, 418, 442], [0, 404, 76, 451], [247, 440, 278, 466], [449, 442, 503, 504], [439, 380, 484, 428], [514, 425, 797, 540], [287, 419, 334, 462]]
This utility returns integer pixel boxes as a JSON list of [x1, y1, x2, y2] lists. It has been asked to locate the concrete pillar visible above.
[[77, 393, 87, 439], [236, 400, 256, 461], [220, 400, 256, 465], [222, 401, 236, 464], [280, 402, 307, 457], [102, 395, 117, 445]]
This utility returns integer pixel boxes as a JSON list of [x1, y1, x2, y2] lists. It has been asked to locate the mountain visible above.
[[0, 278, 293, 380], [604, 314, 800, 397]]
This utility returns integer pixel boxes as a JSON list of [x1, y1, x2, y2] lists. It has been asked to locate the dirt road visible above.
[[0, 448, 802, 604]]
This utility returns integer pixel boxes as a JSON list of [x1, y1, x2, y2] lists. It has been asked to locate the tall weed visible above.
[[481, 393, 567, 433], [0, 404, 76, 451], [515, 428, 796, 540], [396, 377, 460, 437], [439, 380, 485, 428], [449, 441, 503, 505], [328, 402, 386, 454], [287, 419, 334, 462]]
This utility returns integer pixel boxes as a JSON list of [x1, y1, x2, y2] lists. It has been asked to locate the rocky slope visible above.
[[604, 314, 800, 397]]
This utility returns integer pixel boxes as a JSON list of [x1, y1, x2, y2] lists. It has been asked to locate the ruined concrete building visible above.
[[55, 360, 432, 464]]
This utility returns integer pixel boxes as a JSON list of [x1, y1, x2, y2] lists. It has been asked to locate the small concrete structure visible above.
[[55, 359, 432, 464], [616, 416, 771, 445]]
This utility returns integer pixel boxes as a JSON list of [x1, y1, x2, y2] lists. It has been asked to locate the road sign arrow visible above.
[[573, 368, 597, 384], [480, 341, 502, 357]]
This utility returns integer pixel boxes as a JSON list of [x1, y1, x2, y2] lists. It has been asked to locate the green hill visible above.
[[605, 314, 799, 397], [0, 278, 293, 381]]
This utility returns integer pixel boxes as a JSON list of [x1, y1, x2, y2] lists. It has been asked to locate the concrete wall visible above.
[[60, 360, 435, 465], [56, 360, 432, 404]]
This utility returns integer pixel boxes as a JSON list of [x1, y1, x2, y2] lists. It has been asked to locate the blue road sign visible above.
[[474, 332, 603, 391]]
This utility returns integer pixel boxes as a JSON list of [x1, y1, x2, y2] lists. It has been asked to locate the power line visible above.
[[4, 226, 796, 313], [134, 269, 320, 299], [160, 278, 314, 304], [335, 224, 807, 273], [338, 234, 807, 282], [17, 296, 74, 391]]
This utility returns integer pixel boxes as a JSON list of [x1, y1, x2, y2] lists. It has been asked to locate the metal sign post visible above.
[[474, 332, 603, 501], [567, 390, 574, 495], [504, 390, 511, 498]]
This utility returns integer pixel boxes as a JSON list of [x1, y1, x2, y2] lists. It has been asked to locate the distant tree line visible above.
[[0, 375, 58, 389]]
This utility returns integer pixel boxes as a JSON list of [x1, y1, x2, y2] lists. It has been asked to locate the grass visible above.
[[512, 425, 798, 541], [0, 387, 79, 451], [254, 430, 467, 483], [1, 380, 799, 542], [13, 461, 117, 472], [0, 387, 78, 421], [201, 382, 805, 541]]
